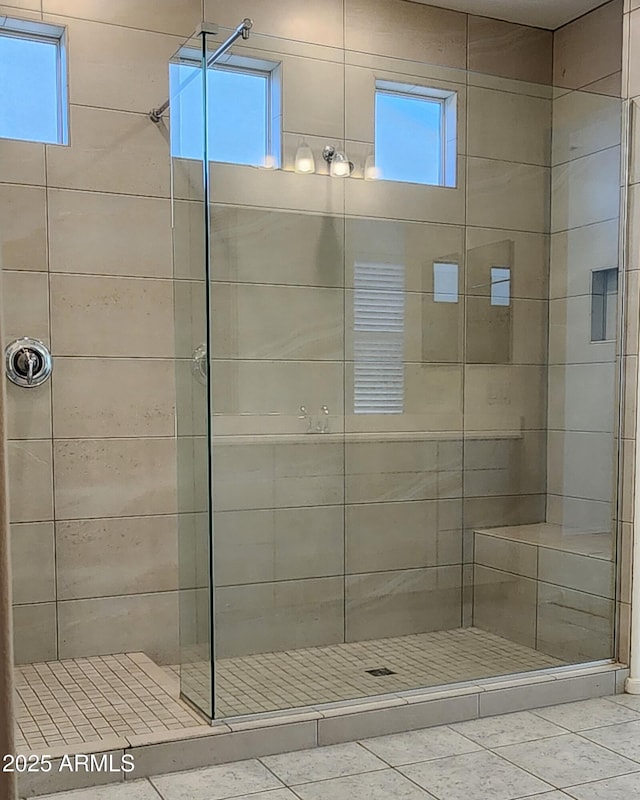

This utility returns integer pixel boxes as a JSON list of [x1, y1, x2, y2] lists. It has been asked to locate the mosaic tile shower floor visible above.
[[16, 628, 566, 751], [174, 627, 566, 717]]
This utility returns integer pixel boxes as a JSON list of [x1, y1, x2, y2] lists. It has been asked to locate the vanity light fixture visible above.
[[323, 145, 354, 177], [364, 153, 380, 181], [294, 142, 316, 174]]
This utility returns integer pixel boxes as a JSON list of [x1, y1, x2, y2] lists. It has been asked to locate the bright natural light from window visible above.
[[375, 82, 457, 187], [354, 262, 405, 415], [433, 262, 459, 303], [491, 267, 511, 307], [170, 60, 276, 167], [0, 21, 67, 145]]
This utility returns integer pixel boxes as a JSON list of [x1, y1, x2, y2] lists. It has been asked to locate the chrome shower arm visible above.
[[149, 18, 253, 124]]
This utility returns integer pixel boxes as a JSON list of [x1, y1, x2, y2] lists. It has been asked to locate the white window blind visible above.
[[354, 262, 405, 414]]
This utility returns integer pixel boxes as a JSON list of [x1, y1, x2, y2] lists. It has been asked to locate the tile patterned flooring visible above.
[[15, 628, 564, 751], [179, 627, 566, 717], [15, 654, 203, 751], [31, 695, 640, 800]]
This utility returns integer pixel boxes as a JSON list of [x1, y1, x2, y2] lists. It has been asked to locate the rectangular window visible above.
[[591, 268, 618, 342], [170, 55, 280, 168], [491, 267, 511, 307], [374, 80, 456, 187], [354, 262, 405, 415], [0, 18, 68, 145], [433, 262, 459, 303]]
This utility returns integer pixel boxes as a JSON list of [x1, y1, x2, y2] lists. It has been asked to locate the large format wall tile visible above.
[[211, 206, 344, 288], [46, 16, 182, 114], [56, 515, 178, 599], [214, 506, 344, 585], [283, 55, 344, 139], [547, 430, 614, 504], [464, 365, 547, 431], [0, 139, 45, 186], [551, 90, 621, 167], [11, 523, 56, 605], [2, 270, 50, 345], [554, 0, 623, 90], [48, 189, 172, 277], [52, 358, 175, 438], [46, 106, 171, 197], [13, 603, 57, 664], [43, 0, 200, 36], [467, 16, 552, 85], [205, 0, 345, 48], [473, 565, 537, 648], [50, 274, 174, 357], [346, 566, 461, 641], [551, 147, 621, 233], [0, 184, 47, 270], [58, 592, 179, 663], [468, 87, 551, 166], [549, 219, 619, 300], [345, 0, 466, 68], [215, 577, 344, 657], [54, 438, 177, 519], [346, 500, 462, 573], [467, 158, 550, 233], [536, 583, 614, 662], [5, 381, 52, 441], [548, 363, 616, 433], [7, 440, 54, 523], [211, 284, 343, 361]]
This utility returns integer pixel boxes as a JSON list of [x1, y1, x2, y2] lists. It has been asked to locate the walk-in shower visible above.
[[169, 21, 627, 720]]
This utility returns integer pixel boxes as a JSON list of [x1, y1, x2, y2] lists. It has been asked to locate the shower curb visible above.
[[18, 662, 628, 797]]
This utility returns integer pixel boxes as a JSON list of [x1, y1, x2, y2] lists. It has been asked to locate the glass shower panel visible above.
[[183, 23, 625, 721], [465, 79, 622, 667], [171, 31, 213, 717]]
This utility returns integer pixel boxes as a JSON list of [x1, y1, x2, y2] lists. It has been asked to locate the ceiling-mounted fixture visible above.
[[323, 145, 354, 177]]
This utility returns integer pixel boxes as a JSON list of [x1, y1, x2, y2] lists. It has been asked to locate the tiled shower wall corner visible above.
[[0, 0, 621, 666]]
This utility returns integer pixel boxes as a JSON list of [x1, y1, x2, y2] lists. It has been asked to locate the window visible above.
[[170, 54, 280, 168], [591, 268, 618, 342], [433, 262, 459, 303], [353, 262, 405, 415], [374, 80, 456, 186], [0, 18, 67, 145], [491, 267, 511, 307]]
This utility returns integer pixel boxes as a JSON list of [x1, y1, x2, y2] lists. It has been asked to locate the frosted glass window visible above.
[[433, 262, 459, 303], [0, 20, 67, 145], [170, 60, 278, 167], [354, 262, 405, 414], [491, 267, 511, 307], [591, 268, 618, 342], [375, 81, 456, 186]]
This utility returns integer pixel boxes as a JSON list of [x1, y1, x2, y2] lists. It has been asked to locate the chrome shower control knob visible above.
[[5, 337, 53, 388]]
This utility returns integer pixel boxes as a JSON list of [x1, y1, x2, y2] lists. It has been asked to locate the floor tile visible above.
[[360, 726, 481, 766], [495, 734, 639, 789], [451, 711, 565, 748], [33, 782, 159, 800], [261, 743, 386, 784], [213, 792, 299, 800], [399, 749, 552, 800], [565, 771, 640, 799], [605, 694, 640, 713], [291, 769, 436, 800], [150, 759, 283, 800], [531, 700, 640, 732], [581, 720, 640, 762]]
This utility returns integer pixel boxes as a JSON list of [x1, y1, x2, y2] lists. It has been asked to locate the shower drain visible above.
[[365, 667, 396, 676]]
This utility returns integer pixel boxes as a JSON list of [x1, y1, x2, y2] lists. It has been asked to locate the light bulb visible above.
[[263, 154, 277, 170], [329, 150, 352, 178], [294, 143, 315, 174], [364, 154, 380, 181]]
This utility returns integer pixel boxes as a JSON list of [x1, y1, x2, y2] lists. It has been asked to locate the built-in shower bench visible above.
[[472, 523, 615, 663]]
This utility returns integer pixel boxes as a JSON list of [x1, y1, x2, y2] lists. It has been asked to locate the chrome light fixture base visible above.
[[322, 145, 354, 176]]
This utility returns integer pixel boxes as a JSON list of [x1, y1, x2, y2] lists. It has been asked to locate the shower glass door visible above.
[[171, 29, 214, 717], [172, 23, 624, 721]]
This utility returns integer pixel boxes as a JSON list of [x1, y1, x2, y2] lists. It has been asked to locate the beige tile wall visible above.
[[1, 0, 599, 668], [548, 0, 623, 536]]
